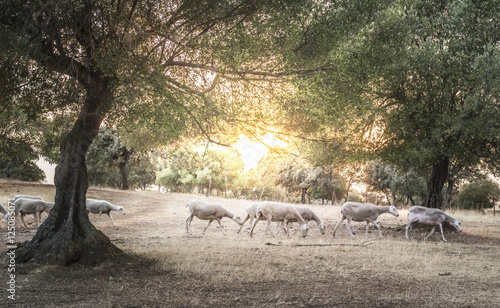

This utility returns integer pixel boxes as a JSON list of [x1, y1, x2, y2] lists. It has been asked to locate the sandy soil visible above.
[[1, 181, 500, 307]]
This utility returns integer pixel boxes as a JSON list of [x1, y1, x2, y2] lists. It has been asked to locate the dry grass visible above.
[[1, 180, 500, 307]]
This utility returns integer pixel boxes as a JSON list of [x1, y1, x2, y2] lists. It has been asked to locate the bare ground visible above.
[[1, 180, 500, 307]]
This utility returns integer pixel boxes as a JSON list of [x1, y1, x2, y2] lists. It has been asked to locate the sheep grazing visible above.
[[250, 202, 309, 237], [11, 198, 54, 228], [8, 195, 44, 224], [186, 199, 243, 235], [332, 202, 399, 239], [86, 199, 125, 228], [405, 206, 463, 242], [278, 205, 326, 235]]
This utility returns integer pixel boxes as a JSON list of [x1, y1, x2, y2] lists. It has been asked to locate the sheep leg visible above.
[[19, 213, 28, 228], [36, 211, 41, 228], [345, 218, 355, 238], [274, 221, 286, 236], [107, 213, 117, 228], [15, 213, 21, 228], [266, 217, 275, 237], [203, 220, 213, 235], [404, 220, 413, 239], [216, 218, 226, 235], [96, 210, 105, 228], [26, 214, 38, 225], [424, 226, 437, 241], [438, 223, 447, 242], [250, 213, 261, 237], [282, 222, 289, 235], [332, 215, 345, 237], [285, 220, 291, 237], [237, 214, 250, 234], [369, 220, 382, 238], [274, 222, 280, 235], [186, 213, 195, 234]]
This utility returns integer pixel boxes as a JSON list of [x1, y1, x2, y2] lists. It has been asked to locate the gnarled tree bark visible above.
[[16, 80, 123, 266]]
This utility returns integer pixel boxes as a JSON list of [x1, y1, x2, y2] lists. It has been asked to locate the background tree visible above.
[[279, 0, 500, 209], [457, 179, 500, 211], [87, 128, 156, 189], [373, 0, 500, 208], [309, 167, 346, 205]]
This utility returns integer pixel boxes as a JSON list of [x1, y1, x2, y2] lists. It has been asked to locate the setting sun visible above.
[[235, 133, 287, 172]]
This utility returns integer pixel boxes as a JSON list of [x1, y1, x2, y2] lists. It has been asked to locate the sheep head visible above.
[[389, 205, 399, 217], [300, 224, 309, 237], [452, 219, 462, 232], [117, 206, 126, 215], [318, 222, 326, 235], [232, 214, 244, 225]]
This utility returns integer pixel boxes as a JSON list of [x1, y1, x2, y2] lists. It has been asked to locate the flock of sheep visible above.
[[1, 194, 463, 242], [186, 199, 463, 242], [0, 195, 125, 229]]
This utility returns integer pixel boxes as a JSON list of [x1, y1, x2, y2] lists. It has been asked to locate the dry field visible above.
[[1, 180, 500, 307]]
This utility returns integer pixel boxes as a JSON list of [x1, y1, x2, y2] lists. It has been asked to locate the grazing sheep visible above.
[[8, 195, 44, 224], [278, 205, 326, 235], [250, 202, 309, 237], [186, 199, 243, 235], [332, 202, 399, 239], [11, 198, 54, 228], [405, 206, 463, 242], [86, 199, 125, 228]]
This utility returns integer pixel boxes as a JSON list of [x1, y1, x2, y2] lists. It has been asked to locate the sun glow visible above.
[[235, 133, 286, 172]]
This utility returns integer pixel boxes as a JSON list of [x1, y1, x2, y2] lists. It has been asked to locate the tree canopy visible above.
[[0, 0, 338, 265], [282, 0, 500, 209]]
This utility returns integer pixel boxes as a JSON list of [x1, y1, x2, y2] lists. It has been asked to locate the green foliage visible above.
[[346, 193, 364, 203], [457, 179, 500, 210], [86, 128, 156, 189], [0, 102, 46, 182], [157, 144, 245, 195], [364, 162, 427, 205], [0, 138, 45, 182]]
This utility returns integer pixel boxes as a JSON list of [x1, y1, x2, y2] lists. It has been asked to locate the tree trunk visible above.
[[118, 161, 129, 190], [331, 189, 336, 206], [117, 147, 131, 190], [442, 178, 454, 210], [423, 156, 449, 209], [301, 188, 306, 204], [16, 81, 123, 266]]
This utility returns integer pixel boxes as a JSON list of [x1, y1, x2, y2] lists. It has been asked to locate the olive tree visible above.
[[1, 0, 319, 265]]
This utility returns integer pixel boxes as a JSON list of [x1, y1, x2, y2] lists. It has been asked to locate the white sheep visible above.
[[186, 199, 243, 235], [11, 198, 54, 228], [250, 202, 309, 237], [8, 195, 44, 224], [405, 206, 463, 242], [332, 202, 399, 238], [8, 195, 43, 204], [277, 205, 326, 235], [86, 199, 125, 228]]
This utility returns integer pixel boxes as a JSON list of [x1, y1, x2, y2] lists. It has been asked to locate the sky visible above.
[[37, 158, 56, 185]]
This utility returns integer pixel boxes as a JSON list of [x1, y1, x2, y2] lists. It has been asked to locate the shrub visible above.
[[457, 179, 500, 210]]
